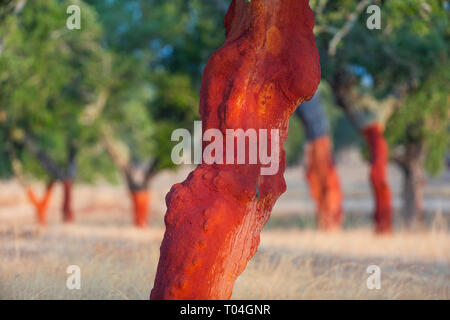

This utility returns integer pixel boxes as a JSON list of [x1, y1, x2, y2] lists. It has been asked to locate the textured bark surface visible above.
[[305, 136, 342, 230], [131, 190, 150, 228], [362, 123, 392, 234], [151, 0, 320, 300], [62, 180, 74, 223], [26, 182, 54, 226]]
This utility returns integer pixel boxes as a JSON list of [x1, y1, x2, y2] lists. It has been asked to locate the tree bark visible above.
[[61, 140, 77, 223], [331, 69, 396, 234], [362, 123, 392, 234], [150, 0, 320, 300], [130, 189, 150, 228], [23, 134, 65, 180], [22, 133, 78, 223], [305, 135, 342, 230], [102, 125, 158, 228], [296, 93, 343, 230], [26, 182, 54, 226], [400, 143, 426, 228], [62, 179, 74, 223], [128, 160, 157, 228]]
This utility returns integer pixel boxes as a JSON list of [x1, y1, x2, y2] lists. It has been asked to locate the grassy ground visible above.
[[0, 221, 448, 300], [0, 160, 449, 300]]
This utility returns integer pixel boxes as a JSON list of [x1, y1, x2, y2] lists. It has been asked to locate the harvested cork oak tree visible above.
[[304, 136, 343, 230], [362, 123, 392, 233], [296, 94, 343, 230], [26, 182, 54, 226], [151, 0, 321, 299]]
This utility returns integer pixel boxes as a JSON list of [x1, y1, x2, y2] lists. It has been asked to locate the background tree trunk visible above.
[[62, 140, 77, 223], [26, 182, 54, 226], [401, 143, 426, 228], [305, 135, 342, 230], [62, 179, 74, 223], [125, 162, 157, 228], [296, 93, 343, 230], [362, 123, 393, 234], [8, 149, 55, 226], [130, 189, 150, 228], [101, 125, 158, 228]]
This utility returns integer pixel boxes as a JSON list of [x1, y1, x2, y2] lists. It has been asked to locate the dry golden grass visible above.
[[0, 173, 449, 300], [0, 222, 449, 300], [236, 227, 450, 299]]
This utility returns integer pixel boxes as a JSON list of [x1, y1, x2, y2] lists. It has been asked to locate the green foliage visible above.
[[85, 0, 224, 174], [381, 1, 449, 174], [285, 116, 304, 166], [313, 0, 449, 175], [386, 64, 450, 176], [0, 0, 111, 181], [1, 0, 448, 184]]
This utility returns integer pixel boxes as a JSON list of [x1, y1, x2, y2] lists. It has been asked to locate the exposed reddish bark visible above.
[[62, 179, 74, 223], [130, 190, 150, 228], [362, 123, 392, 234], [101, 128, 158, 228], [305, 136, 342, 230], [26, 182, 54, 226], [151, 0, 320, 300], [21, 134, 78, 223]]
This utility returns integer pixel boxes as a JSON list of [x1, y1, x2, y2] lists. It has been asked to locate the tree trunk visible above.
[[130, 189, 150, 228], [362, 123, 393, 234], [26, 182, 54, 226], [62, 179, 74, 223], [305, 135, 342, 230], [150, 0, 320, 300], [401, 143, 426, 228], [296, 93, 342, 230]]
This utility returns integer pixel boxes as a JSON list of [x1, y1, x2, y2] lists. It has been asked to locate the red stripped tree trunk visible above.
[[62, 179, 74, 223], [101, 127, 158, 228], [130, 190, 150, 228], [151, 0, 320, 300], [26, 182, 54, 226], [305, 135, 342, 230], [362, 123, 392, 234]]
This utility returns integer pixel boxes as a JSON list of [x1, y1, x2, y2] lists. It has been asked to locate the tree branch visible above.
[[0, 0, 27, 18], [23, 134, 65, 180], [0, 0, 28, 55], [143, 158, 159, 188], [328, 0, 372, 56], [100, 127, 130, 172], [65, 137, 78, 180], [100, 125, 140, 190], [81, 89, 110, 125]]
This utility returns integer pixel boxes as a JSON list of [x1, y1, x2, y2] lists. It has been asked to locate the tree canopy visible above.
[[1, 0, 448, 186], [0, 0, 111, 182]]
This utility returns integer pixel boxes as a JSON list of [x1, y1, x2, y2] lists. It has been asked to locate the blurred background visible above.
[[0, 0, 449, 299]]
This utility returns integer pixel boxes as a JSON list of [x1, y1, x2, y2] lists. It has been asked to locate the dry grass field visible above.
[[1, 159, 449, 300], [0, 223, 449, 300]]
